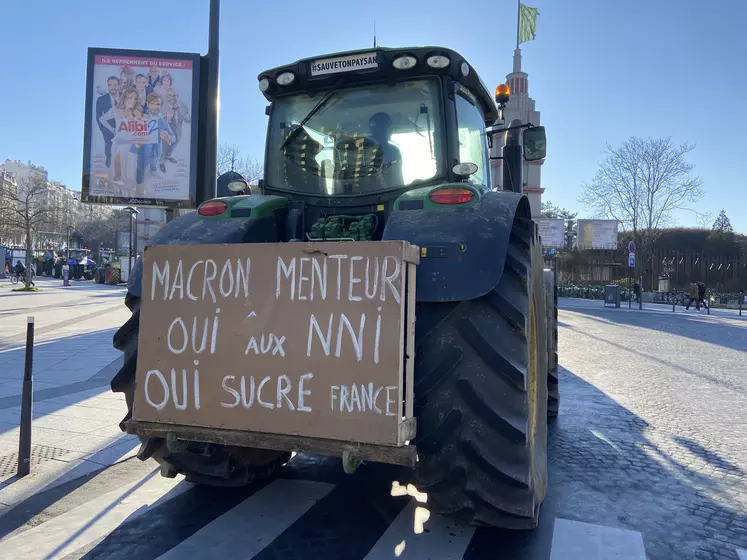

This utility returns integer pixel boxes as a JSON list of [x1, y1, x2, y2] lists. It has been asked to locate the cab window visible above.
[[455, 91, 490, 188]]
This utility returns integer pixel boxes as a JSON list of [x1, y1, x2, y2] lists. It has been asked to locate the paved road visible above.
[[0, 298, 745, 559]]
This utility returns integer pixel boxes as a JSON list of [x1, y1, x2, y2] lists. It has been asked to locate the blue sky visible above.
[[2, 0, 745, 232]]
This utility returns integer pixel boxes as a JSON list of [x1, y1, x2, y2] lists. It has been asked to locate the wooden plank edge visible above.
[[405, 261, 416, 420], [125, 420, 418, 468], [402, 243, 421, 265], [398, 417, 416, 443]]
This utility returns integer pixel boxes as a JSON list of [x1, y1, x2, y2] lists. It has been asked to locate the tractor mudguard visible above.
[[383, 190, 531, 302], [126, 202, 286, 299]]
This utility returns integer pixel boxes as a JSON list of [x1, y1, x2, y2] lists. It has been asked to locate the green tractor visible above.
[[111, 46, 557, 530]]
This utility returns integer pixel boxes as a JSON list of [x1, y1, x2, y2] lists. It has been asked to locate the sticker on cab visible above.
[[310, 52, 378, 77]]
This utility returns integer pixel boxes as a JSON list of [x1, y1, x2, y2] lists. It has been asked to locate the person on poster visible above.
[[159, 87, 191, 172], [134, 74, 152, 112], [99, 86, 143, 188], [130, 93, 175, 194], [153, 70, 173, 100], [95, 76, 119, 167], [148, 64, 162, 91]]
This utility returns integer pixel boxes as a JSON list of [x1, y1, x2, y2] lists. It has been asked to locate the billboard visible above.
[[136, 208, 168, 254], [82, 48, 200, 209], [537, 219, 565, 248], [116, 231, 131, 254], [576, 219, 618, 250]]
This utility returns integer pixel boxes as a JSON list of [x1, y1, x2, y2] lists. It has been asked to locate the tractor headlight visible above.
[[393, 55, 417, 70], [258, 77, 270, 92], [277, 72, 296, 86], [426, 55, 450, 69]]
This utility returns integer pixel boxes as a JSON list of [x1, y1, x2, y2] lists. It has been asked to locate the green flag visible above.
[[519, 3, 539, 44]]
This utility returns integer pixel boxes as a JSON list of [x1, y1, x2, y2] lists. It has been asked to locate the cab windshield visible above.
[[266, 78, 444, 196]]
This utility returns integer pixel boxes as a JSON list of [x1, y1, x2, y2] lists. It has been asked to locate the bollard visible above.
[[672, 294, 676, 313], [62, 264, 70, 287], [18, 316, 34, 477]]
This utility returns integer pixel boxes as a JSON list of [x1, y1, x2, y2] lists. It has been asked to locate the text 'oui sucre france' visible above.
[[143, 369, 399, 417]]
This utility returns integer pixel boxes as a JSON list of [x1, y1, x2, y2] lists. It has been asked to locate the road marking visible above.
[[549, 518, 646, 560], [736, 548, 747, 560], [362, 500, 476, 560], [0, 467, 190, 559], [157, 479, 335, 559]]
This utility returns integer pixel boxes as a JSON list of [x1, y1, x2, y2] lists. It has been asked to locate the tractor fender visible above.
[[382, 190, 532, 302], [126, 209, 282, 299]]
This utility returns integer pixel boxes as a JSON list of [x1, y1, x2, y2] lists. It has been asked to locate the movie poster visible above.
[[82, 49, 200, 208]]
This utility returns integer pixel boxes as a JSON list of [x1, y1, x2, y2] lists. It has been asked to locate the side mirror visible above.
[[523, 126, 546, 161], [216, 171, 249, 197]]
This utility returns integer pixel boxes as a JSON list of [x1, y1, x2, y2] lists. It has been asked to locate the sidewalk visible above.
[[0, 277, 137, 515], [560, 296, 747, 320]]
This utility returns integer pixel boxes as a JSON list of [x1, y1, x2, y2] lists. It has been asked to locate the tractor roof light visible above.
[[495, 83, 510, 105], [393, 55, 417, 70], [429, 187, 474, 205], [258, 77, 271, 92], [426, 54, 450, 69], [277, 71, 296, 86], [198, 200, 228, 216]]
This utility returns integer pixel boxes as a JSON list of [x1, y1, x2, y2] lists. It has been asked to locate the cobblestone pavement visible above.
[[0, 297, 744, 559], [553, 299, 747, 559]]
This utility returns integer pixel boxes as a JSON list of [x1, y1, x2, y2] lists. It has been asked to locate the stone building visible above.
[[490, 48, 545, 218]]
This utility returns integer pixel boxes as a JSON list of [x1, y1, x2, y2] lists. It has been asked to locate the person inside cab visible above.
[[368, 112, 404, 187]]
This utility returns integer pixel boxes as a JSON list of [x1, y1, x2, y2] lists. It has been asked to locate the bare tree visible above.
[[0, 175, 53, 288], [579, 136, 705, 255], [76, 209, 131, 251], [217, 143, 264, 186]]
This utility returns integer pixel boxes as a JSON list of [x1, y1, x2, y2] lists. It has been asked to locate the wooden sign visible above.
[[133, 241, 418, 446]]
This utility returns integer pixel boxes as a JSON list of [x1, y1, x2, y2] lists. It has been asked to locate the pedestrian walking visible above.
[[696, 281, 709, 311], [685, 282, 700, 310]]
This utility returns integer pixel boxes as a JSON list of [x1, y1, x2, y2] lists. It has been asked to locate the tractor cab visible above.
[[203, 46, 545, 242]]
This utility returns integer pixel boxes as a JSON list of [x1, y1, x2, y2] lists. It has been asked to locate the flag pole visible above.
[[516, 0, 520, 50]]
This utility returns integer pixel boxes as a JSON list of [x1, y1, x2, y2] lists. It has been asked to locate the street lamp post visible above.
[[123, 206, 139, 277], [66, 225, 73, 261]]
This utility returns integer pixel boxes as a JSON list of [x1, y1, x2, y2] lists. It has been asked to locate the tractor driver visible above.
[[368, 112, 404, 187]]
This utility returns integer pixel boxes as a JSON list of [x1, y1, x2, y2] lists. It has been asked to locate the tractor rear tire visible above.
[[543, 269, 559, 417], [111, 296, 291, 486], [411, 216, 548, 530], [106, 268, 120, 285]]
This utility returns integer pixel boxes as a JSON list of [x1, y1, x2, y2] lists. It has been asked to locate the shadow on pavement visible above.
[[464, 366, 747, 560], [559, 320, 747, 396], [561, 303, 747, 354], [0, 329, 123, 412]]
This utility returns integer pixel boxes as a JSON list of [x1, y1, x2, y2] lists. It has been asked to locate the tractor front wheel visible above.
[[410, 216, 548, 529]]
